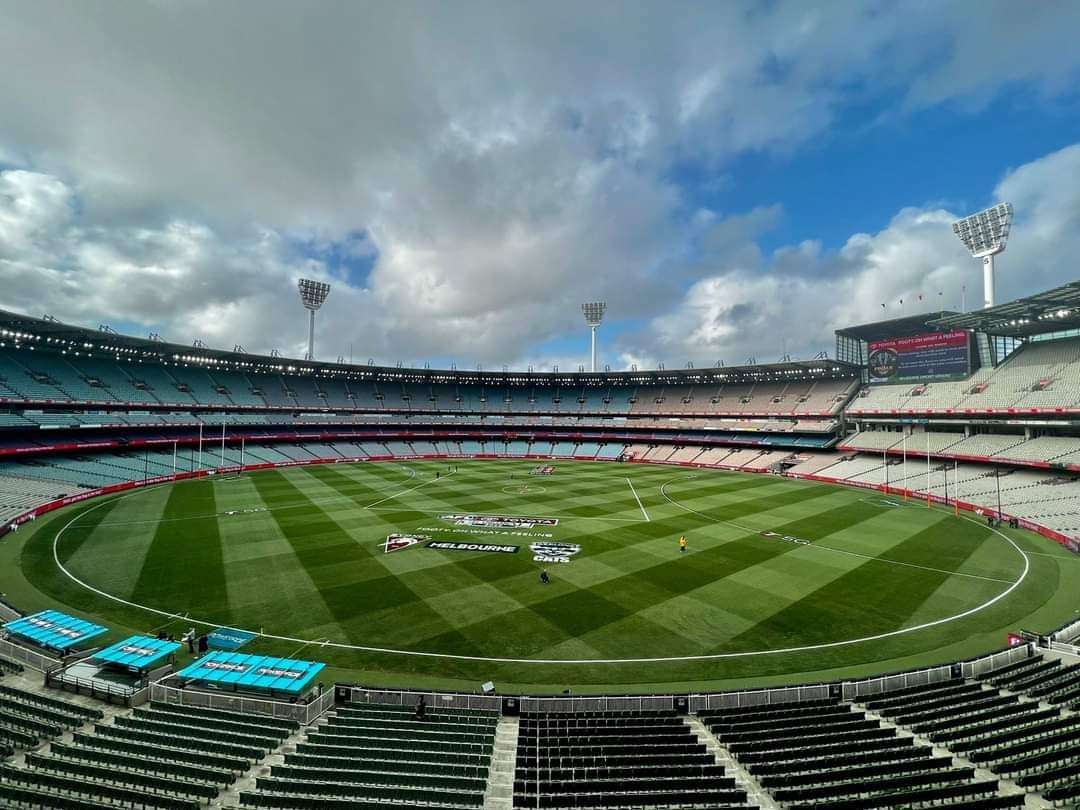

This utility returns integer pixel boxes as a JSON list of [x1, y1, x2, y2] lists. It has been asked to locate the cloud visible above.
[[1, 3, 1079, 368], [625, 142, 1080, 367]]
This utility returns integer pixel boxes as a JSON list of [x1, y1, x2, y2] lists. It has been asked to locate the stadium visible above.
[[3, 4, 1080, 809], [2, 279, 1080, 808]]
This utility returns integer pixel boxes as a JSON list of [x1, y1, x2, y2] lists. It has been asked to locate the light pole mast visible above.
[[297, 279, 331, 361], [581, 302, 606, 373], [952, 203, 1013, 309]]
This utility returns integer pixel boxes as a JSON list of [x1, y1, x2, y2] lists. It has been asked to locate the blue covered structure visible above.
[[92, 635, 180, 674], [3, 609, 107, 653], [176, 651, 324, 697], [207, 626, 256, 651]]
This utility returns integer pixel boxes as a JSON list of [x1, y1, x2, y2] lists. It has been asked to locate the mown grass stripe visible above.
[[129, 481, 230, 623]]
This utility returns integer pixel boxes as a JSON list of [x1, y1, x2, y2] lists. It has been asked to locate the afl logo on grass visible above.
[[383, 533, 428, 553], [530, 541, 581, 564]]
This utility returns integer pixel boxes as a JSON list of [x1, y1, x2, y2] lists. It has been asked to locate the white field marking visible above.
[[626, 477, 650, 522], [46, 468, 1032, 665], [362, 469, 455, 510], [287, 637, 330, 659], [70, 465, 419, 529], [1023, 550, 1080, 560], [659, 477, 1021, 585]]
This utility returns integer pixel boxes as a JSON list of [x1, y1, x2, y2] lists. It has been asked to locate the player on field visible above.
[[679, 535, 688, 553]]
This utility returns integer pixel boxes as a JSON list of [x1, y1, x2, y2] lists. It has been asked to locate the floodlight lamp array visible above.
[[582, 302, 607, 326], [951, 202, 1013, 258], [297, 279, 331, 310]]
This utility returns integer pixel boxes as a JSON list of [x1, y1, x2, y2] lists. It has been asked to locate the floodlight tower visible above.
[[297, 279, 331, 361], [952, 202, 1013, 309], [582, 302, 606, 373]]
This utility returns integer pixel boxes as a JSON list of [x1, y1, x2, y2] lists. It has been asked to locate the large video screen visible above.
[[868, 330, 971, 384]]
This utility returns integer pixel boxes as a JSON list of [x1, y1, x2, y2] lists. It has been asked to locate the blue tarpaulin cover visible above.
[[3, 610, 107, 652], [92, 635, 181, 672], [207, 626, 256, 651], [176, 651, 325, 695]]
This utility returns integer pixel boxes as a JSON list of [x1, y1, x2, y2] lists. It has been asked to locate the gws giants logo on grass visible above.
[[384, 533, 429, 553], [530, 541, 582, 564]]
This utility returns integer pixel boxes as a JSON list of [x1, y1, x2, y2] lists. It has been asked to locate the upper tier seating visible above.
[[0, 347, 858, 418], [848, 336, 1080, 415]]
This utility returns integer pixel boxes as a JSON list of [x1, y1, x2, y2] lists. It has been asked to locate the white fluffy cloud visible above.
[[629, 144, 1080, 366], [0, 3, 1079, 367]]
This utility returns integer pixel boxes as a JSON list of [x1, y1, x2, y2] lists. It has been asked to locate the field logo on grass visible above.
[[760, 531, 812, 546], [384, 533, 429, 554], [530, 541, 581, 564], [441, 514, 559, 529]]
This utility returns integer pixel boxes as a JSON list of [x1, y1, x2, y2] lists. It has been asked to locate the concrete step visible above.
[[484, 716, 519, 810]]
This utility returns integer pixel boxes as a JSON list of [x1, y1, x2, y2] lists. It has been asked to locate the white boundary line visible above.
[[45, 465, 1032, 665], [626, 477, 650, 522]]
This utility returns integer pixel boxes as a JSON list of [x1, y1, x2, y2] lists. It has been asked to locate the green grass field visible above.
[[3, 459, 1078, 693]]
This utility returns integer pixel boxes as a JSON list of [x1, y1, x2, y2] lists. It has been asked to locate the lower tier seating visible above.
[[513, 709, 747, 809], [239, 701, 497, 809]]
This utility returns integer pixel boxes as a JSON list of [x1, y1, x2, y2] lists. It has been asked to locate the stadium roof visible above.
[[929, 281, 1080, 338], [834, 311, 959, 344], [0, 308, 859, 386]]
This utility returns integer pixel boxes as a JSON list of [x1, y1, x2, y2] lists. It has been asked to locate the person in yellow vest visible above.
[[679, 536, 688, 554]]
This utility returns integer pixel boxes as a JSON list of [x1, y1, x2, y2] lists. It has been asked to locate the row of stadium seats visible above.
[[849, 335, 1080, 414], [514, 709, 748, 809], [0, 347, 856, 416], [0, 679, 296, 810], [701, 698, 1016, 808], [4, 639, 1079, 807], [857, 667, 1080, 802], [238, 701, 498, 809]]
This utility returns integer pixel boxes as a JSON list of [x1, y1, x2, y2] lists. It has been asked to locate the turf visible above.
[[4, 459, 1079, 693]]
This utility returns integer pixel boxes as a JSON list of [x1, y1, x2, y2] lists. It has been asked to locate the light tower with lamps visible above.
[[581, 302, 606, 373], [952, 202, 1013, 309], [297, 279, 331, 361]]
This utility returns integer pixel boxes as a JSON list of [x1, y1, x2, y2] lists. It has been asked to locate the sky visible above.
[[1, 1, 1079, 372]]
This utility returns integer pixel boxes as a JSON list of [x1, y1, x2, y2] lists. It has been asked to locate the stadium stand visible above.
[[514, 709, 748, 809], [857, 671, 1080, 804], [700, 698, 1010, 808], [848, 336, 1080, 415], [238, 701, 497, 809]]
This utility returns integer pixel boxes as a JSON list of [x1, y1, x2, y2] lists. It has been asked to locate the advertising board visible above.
[[868, 330, 971, 383]]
